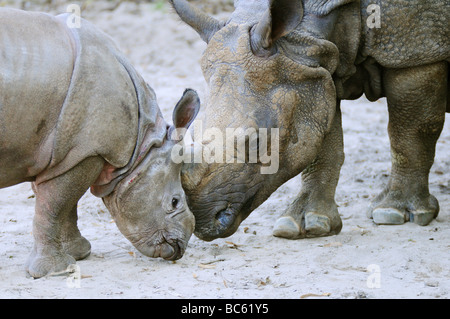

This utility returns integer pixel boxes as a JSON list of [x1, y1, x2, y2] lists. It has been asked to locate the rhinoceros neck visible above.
[[90, 116, 167, 198], [89, 57, 168, 198]]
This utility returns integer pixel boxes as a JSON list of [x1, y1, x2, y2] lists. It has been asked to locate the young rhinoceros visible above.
[[0, 8, 200, 278]]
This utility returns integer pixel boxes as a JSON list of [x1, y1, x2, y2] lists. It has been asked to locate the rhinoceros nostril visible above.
[[215, 208, 236, 230], [160, 244, 175, 259], [160, 241, 184, 261]]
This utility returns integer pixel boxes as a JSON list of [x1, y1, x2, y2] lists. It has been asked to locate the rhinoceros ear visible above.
[[170, 89, 200, 140], [250, 0, 303, 57], [170, 0, 223, 43]]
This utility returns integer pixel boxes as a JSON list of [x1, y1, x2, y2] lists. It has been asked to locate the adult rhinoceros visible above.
[[170, 0, 449, 241], [0, 8, 200, 278]]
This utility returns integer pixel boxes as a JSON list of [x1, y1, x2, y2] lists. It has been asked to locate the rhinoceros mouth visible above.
[[128, 230, 187, 261], [139, 240, 184, 261]]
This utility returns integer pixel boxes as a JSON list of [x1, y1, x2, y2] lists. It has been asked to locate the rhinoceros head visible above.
[[97, 89, 200, 260], [171, 0, 341, 240]]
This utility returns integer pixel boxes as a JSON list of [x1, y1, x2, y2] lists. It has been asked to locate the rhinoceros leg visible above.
[[30, 183, 91, 261], [60, 205, 92, 260], [273, 104, 344, 239], [368, 62, 447, 226], [26, 156, 104, 278]]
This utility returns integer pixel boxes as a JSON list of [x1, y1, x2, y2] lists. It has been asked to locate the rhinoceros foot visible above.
[[367, 188, 439, 226], [62, 235, 91, 261], [273, 194, 342, 239], [25, 250, 77, 279]]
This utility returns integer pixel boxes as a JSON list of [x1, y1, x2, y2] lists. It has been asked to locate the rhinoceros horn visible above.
[[169, 0, 224, 43]]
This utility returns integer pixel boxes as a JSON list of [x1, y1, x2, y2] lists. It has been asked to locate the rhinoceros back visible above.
[[0, 8, 74, 187], [0, 8, 143, 187], [361, 0, 450, 68], [42, 14, 140, 184]]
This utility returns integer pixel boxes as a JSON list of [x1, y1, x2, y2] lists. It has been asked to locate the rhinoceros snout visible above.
[[193, 208, 240, 241], [215, 209, 238, 234], [136, 236, 185, 261], [160, 240, 184, 261]]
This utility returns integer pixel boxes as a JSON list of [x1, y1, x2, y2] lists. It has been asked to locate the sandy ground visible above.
[[0, 1, 449, 299]]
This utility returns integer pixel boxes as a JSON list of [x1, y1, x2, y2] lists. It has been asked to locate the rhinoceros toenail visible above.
[[273, 217, 300, 238]]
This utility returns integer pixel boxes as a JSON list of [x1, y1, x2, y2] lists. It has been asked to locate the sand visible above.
[[0, 1, 449, 299]]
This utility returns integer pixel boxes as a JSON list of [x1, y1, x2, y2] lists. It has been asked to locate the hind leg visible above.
[[26, 156, 104, 278], [368, 62, 447, 225]]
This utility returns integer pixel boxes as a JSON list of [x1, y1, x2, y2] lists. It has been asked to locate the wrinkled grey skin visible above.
[[171, 0, 449, 241], [0, 8, 199, 278]]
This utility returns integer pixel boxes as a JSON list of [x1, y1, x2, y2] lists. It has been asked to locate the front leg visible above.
[[60, 205, 92, 261], [26, 156, 104, 278], [273, 103, 344, 239], [368, 62, 447, 225]]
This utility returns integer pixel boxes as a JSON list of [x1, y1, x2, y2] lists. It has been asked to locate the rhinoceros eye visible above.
[[171, 197, 179, 209]]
